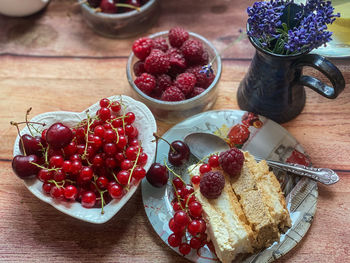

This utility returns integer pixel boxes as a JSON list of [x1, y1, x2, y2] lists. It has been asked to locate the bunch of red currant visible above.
[[12, 98, 148, 214]]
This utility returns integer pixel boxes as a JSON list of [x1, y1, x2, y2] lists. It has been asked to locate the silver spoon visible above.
[[184, 132, 339, 185]]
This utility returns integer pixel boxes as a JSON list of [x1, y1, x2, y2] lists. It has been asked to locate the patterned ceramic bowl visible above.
[[79, 0, 159, 38], [127, 31, 222, 123]]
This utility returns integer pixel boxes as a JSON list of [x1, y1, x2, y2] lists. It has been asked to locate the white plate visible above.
[[142, 110, 318, 262], [13, 95, 157, 224]]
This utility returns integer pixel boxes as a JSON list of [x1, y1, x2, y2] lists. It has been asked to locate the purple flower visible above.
[[247, 0, 340, 54]]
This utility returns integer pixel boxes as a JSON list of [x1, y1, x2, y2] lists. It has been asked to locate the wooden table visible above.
[[0, 1, 349, 262]]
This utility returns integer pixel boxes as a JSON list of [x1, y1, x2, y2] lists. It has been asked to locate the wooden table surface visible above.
[[0, 1, 349, 262]]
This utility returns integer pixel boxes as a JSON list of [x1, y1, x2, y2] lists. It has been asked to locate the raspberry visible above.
[[186, 66, 215, 89], [199, 171, 225, 199], [132, 37, 154, 60], [190, 87, 205, 98], [174, 73, 196, 96], [199, 50, 209, 65], [168, 27, 189, 48], [167, 48, 187, 69], [180, 39, 204, 64], [161, 86, 185, 101], [144, 49, 170, 75], [219, 148, 245, 177], [153, 37, 169, 52], [133, 60, 145, 77], [134, 73, 156, 95], [152, 74, 172, 98]]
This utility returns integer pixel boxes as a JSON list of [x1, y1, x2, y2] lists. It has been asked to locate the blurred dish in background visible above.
[[0, 0, 50, 17]]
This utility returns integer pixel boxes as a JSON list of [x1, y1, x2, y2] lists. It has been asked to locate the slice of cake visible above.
[[188, 149, 291, 263]]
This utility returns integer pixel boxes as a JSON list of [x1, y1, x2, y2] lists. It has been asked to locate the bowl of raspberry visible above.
[[127, 27, 222, 123], [78, 0, 159, 38]]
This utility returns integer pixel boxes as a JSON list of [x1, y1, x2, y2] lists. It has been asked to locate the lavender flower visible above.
[[200, 63, 214, 77], [247, 0, 340, 55]]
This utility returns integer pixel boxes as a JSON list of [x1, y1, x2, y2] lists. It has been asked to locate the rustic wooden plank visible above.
[[1, 57, 349, 169], [0, 0, 256, 59]]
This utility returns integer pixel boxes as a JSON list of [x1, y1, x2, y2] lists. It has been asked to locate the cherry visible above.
[[146, 163, 168, 187], [12, 154, 40, 179], [108, 183, 123, 199], [168, 233, 181, 248], [168, 140, 190, 166], [64, 185, 78, 200], [81, 191, 96, 208], [179, 243, 191, 255], [19, 134, 44, 156], [100, 0, 117, 13], [88, 0, 101, 8], [46, 123, 73, 149]]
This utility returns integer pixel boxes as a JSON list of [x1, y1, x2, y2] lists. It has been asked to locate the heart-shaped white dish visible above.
[[12, 95, 157, 224]]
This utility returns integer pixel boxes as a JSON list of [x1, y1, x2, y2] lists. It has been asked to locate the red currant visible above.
[[64, 185, 78, 200], [53, 169, 66, 182], [117, 170, 130, 185], [98, 107, 111, 121], [81, 191, 96, 208], [92, 154, 104, 167], [37, 169, 52, 182], [173, 177, 184, 189], [50, 186, 64, 199], [125, 146, 139, 160], [49, 155, 64, 168], [79, 166, 93, 181], [199, 163, 211, 174], [111, 101, 121, 112], [188, 201, 202, 218], [168, 233, 182, 248], [62, 160, 72, 173], [168, 217, 185, 234], [188, 219, 201, 236], [42, 182, 53, 194], [208, 155, 219, 167], [103, 129, 117, 143], [121, 159, 133, 170], [133, 166, 146, 180], [117, 136, 127, 149], [94, 125, 105, 137], [63, 141, 77, 156], [71, 160, 82, 174], [105, 157, 117, 169], [103, 142, 118, 156], [99, 98, 110, 108], [96, 176, 109, 189], [173, 210, 189, 226], [108, 183, 124, 199], [190, 237, 202, 249], [191, 175, 200, 185], [111, 118, 123, 128], [125, 112, 135, 124], [179, 243, 191, 255]]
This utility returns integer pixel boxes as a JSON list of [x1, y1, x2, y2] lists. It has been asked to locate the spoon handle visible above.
[[255, 157, 339, 185]]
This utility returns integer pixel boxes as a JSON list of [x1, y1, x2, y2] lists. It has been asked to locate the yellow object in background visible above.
[[328, 0, 350, 45]]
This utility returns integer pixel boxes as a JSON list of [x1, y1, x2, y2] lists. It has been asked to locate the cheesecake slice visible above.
[[189, 165, 255, 263], [188, 151, 291, 262]]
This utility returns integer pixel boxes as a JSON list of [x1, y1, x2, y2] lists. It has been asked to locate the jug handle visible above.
[[294, 54, 345, 99]]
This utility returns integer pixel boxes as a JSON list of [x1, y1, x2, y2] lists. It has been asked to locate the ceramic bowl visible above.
[[12, 95, 157, 224], [127, 31, 222, 123], [79, 0, 159, 38], [0, 0, 50, 17]]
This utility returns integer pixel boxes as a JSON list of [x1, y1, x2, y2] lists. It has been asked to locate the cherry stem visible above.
[[163, 159, 186, 185], [127, 147, 141, 189], [25, 108, 34, 136], [153, 133, 176, 152], [115, 3, 141, 12], [10, 121, 26, 156], [82, 111, 92, 160]]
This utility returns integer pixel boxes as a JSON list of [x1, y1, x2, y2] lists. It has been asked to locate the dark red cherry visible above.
[[46, 123, 73, 149], [168, 140, 190, 166], [19, 134, 45, 156], [12, 154, 40, 179], [146, 163, 168, 187], [100, 0, 117, 13], [87, 0, 101, 8]]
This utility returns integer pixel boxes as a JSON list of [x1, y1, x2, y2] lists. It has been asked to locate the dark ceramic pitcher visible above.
[[237, 37, 345, 123]]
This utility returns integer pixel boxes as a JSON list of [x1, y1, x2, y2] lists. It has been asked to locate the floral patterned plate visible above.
[[142, 110, 318, 262]]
